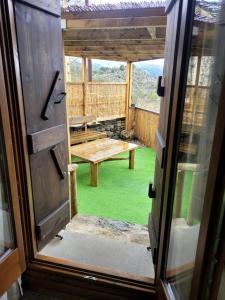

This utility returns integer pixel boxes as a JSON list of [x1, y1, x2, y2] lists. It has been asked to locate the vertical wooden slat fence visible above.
[[128, 107, 159, 149]]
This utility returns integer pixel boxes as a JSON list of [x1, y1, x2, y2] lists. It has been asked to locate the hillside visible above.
[[92, 63, 163, 112], [68, 57, 163, 113]]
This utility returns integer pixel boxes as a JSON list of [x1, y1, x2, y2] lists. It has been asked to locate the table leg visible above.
[[91, 163, 99, 187], [129, 150, 135, 169]]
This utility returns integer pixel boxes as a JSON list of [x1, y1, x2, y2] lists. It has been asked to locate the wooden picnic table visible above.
[[70, 138, 140, 187]]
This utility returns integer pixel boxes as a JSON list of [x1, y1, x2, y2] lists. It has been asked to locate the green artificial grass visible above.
[[72, 147, 193, 225], [180, 171, 193, 218], [73, 147, 155, 225]]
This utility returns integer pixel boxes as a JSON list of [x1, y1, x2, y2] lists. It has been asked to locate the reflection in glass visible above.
[[0, 128, 15, 257], [166, 1, 225, 299], [218, 265, 225, 300]]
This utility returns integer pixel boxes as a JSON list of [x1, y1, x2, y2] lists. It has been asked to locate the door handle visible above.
[[54, 92, 66, 104], [157, 76, 165, 97], [41, 71, 66, 120], [148, 183, 156, 198], [50, 145, 66, 180]]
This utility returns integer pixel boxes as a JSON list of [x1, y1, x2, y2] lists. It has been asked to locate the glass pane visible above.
[[204, 193, 225, 298], [218, 265, 225, 300], [65, 56, 83, 82], [166, 0, 225, 298], [132, 59, 164, 113], [0, 127, 15, 258]]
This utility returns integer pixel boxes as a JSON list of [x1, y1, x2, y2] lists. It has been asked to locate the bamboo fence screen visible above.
[[66, 82, 127, 121], [66, 83, 84, 117], [66, 81, 208, 150], [184, 86, 208, 127]]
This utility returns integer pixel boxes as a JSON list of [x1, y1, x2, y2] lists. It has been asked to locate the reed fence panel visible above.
[[66, 82, 84, 118], [184, 86, 208, 127], [66, 82, 127, 121]]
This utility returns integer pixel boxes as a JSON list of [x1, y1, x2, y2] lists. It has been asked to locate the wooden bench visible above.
[[69, 115, 107, 146]]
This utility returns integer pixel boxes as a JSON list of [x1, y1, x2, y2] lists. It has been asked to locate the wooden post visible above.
[[174, 170, 185, 218], [129, 150, 135, 169], [87, 59, 92, 82], [68, 164, 78, 218], [187, 172, 197, 226], [64, 56, 72, 161], [189, 55, 201, 143], [82, 57, 87, 131], [65, 56, 72, 82], [125, 61, 132, 130], [84, 0, 92, 82]]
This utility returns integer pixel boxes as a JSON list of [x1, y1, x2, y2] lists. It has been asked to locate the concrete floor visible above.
[[66, 214, 149, 245], [40, 217, 200, 281], [40, 230, 155, 279]]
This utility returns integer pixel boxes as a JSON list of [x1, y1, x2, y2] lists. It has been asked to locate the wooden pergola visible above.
[[62, 1, 216, 142], [61, 2, 166, 62]]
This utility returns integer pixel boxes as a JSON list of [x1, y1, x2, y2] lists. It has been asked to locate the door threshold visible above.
[[24, 259, 156, 299], [36, 252, 154, 286], [36, 229, 155, 285]]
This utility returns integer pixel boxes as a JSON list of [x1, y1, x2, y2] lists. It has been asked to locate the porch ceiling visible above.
[[61, 1, 217, 62], [62, 3, 166, 62]]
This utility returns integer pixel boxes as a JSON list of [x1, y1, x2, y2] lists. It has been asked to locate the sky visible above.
[[92, 58, 164, 67], [89, 0, 152, 3], [66, 0, 165, 5]]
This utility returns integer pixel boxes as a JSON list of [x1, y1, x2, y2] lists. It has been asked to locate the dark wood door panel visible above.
[[15, 2, 65, 133], [17, 0, 61, 16], [30, 141, 68, 223], [27, 124, 67, 154], [14, 0, 69, 250], [36, 200, 70, 249]]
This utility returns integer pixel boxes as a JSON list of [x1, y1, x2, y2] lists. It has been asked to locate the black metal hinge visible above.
[[148, 183, 156, 199], [157, 76, 165, 97]]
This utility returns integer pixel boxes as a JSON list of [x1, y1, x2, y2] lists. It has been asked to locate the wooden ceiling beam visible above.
[[64, 45, 165, 52], [63, 28, 150, 41], [63, 27, 166, 41], [64, 47, 164, 53], [64, 53, 164, 61], [62, 7, 165, 20], [64, 51, 164, 57], [64, 40, 165, 47], [66, 16, 167, 29]]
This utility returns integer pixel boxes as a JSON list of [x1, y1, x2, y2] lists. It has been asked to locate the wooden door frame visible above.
[[155, 0, 195, 285], [0, 11, 26, 294], [207, 211, 225, 299], [189, 58, 225, 300], [7, 0, 225, 298], [1, 0, 156, 298], [156, 0, 225, 299]]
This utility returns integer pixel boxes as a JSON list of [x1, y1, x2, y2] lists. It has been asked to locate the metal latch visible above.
[[157, 76, 165, 97], [148, 183, 156, 199]]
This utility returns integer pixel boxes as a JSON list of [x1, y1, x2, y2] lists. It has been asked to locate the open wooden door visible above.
[[13, 0, 69, 250], [148, 0, 183, 266], [153, 0, 225, 299], [0, 35, 26, 295]]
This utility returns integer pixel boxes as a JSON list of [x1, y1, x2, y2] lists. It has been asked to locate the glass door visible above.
[[0, 29, 26, 295], [0, 128, 16, 258], [156, 0, 225, 299]]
